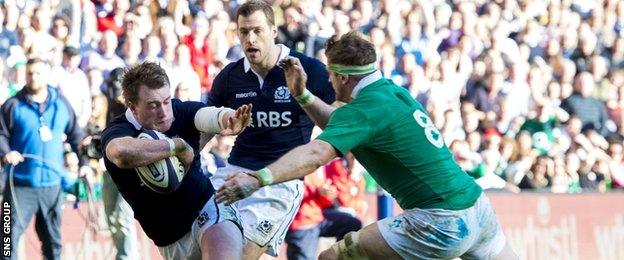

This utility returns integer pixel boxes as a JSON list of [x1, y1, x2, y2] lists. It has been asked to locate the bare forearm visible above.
[[214, 140, 338, 205], [266, 140, 337, 184], [301, 98, 336, 129], [105, 137, 185, 168]]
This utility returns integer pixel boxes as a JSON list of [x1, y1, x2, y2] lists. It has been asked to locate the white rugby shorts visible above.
[[211, 164, 304, 257], [377, 193, 506, 259], [158, 195, 243, 260]]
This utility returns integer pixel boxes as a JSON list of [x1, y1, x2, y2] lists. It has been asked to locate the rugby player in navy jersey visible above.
[[101, 62, 252, 260], [206, 1, 335, 258]]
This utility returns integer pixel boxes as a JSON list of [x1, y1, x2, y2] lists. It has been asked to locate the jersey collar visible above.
[[351, 70, 383, 99], [243, 44, 290, 87], [125, 109, 143, 130]]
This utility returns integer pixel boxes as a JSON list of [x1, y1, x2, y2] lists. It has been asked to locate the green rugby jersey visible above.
[[519, 116, 557, 155], [317, 76, 482, 210]]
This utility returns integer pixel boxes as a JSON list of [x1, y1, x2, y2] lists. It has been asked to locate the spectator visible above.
[[466, 70, 506, 114], [474, 134, 520, 193], [285, 170, 361, 260], [88, 94, 108, 134], [207, 11, 234, 61], [174, 81, 195, 101], [52, 46, 92, 128], [140, 35, 162, 62], [0, 58, 89, 260], [81, 30, 124, 88], [277, 7, 307, 51], [608, 142, 624, 189], [519, 103, 560, 155], [159, 33, 179, 69], [560, 72, 611, 136], [120, 34, 142, 66], [181, 16, 216, 96], [550, 155, 573, 193], [0, 6, 19, 59], [0, 56, 9, 103], [578, 150, 606, 192], [518, 156, 553, 191], [104, 68, 125, 124], [168, 44, 201, 101], [29, 7, 57, 61], [199, 136, 229, 177], [6, 49, 27, 94], [323, 153, 367, 219], [50, 15, 74, 48], [609, 36, 624, 68], [87, 68, 105, 96], [95, 0, 128, 36]]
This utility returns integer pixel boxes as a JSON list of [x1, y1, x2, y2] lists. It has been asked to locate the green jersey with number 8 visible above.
[[317, 78, 482, 210]]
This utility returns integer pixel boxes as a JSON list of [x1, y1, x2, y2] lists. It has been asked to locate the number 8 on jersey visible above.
[[413, 110, 444, 148]]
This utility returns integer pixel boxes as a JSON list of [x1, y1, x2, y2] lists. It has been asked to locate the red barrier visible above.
[[20, 203, 161, 260], [489, 193, 624, 260], [20, 193, 624, 260]]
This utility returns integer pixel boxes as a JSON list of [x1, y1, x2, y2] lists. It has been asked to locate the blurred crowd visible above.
[[0, 0, 623, 210]]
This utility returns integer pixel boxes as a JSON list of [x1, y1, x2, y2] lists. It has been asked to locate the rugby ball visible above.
[[135, 130, 185, 194]]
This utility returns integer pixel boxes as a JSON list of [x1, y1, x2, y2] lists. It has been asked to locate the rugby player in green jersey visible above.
[[216, 31, 518, 260]]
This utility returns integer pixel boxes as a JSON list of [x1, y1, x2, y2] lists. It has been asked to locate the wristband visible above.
[[166, 139, 176, 157], [181, 138, 192, 152], [295, 89, 316, 106], [249, 167, 274, 186]]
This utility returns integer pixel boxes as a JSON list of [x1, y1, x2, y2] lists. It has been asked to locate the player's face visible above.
[[130, 85, 174, 133], [329, 71, 351, 102], [237, 11, 277, 66]]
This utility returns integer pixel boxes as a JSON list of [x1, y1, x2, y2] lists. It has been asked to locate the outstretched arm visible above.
[[280, 57, 336, 129], [215, 139, 337, 204], [218, 104, 252, 135], [262, 140, 337, 184], [194, 104, 252, 142]]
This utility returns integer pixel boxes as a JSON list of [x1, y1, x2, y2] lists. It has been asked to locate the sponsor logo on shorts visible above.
[[197, 211, 210, 227], [389, 219, 403, 229], [257, 220, 273, 235]]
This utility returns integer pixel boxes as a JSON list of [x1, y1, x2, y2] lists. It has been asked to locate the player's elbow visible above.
[[105, 140, 133, 168], [307, 140, 336, 169]]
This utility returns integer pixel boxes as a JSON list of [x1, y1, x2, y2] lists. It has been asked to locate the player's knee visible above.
[[329, 231, 369, 260]]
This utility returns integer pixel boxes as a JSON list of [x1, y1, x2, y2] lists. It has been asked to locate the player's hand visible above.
[[279, 56, 308, 97], [173, 138, 194, 173], [219, 104, 252, 136], [3, 151, 24, 166], [215, 173, 260, 205]]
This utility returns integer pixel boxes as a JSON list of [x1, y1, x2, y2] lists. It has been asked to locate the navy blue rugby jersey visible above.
[[208, 46, 335, 170], [101, 99, 212, 246]]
